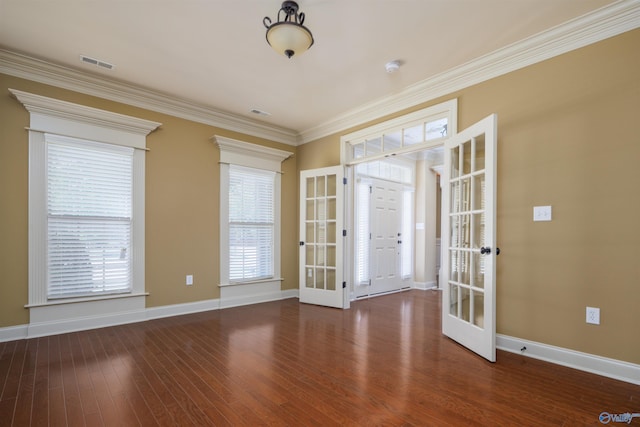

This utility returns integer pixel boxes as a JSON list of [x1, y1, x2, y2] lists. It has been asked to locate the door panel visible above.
[[442, 114, 497, 362], [299, 166, 345, 308], [369, 180, 403, 295]]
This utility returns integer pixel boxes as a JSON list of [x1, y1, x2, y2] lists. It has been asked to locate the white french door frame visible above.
[[441, 114, 498, 362], [340, 114, 498, 363], [299, 166, 350, 309]]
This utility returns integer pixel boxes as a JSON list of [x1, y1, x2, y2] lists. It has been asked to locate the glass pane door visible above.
[[299, 166, 345, 308], [442, 114, 497, 362]]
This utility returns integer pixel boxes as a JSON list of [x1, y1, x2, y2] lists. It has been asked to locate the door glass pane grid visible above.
[[471, 252, 485, 289], [462, 141, 472, 175], [305, 173, 339, 292], [450, 281, 481, 325], [448, 136, 479, 323], [473, 135, 486, 172], [473, 290, 485, 328]]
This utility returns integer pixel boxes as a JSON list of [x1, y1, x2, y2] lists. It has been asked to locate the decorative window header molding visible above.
[[10, 89, 161, 149], [213, 135, 293, 172]]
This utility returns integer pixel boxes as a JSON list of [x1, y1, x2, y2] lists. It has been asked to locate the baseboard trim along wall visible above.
[[497, 334, 640, 386], [0, 288, 300, 343], [1, 292, 637, 386], [413, 281, 438, 290]]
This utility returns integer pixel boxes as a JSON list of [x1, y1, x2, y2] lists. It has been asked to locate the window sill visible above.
[[219, 278, 283, 288], [25, 292, 149, 308]]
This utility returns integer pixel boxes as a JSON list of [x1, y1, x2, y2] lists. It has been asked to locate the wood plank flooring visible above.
[[0, 290, 638, 426]]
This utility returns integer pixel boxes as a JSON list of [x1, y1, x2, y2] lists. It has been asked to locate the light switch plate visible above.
[[533, 206, 552, 221], [186, 274, 193, 286]]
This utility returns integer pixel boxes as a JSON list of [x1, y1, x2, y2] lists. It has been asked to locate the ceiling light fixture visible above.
[[263, 1, 314, 59]]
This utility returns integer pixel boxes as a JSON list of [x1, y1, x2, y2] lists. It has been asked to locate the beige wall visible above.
[[297, 29, 640, 365], [0, 75, 298, 325]]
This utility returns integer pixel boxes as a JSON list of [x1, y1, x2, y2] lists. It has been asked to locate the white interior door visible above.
[[370, 180, 403, 294], [442, 114, 498, 362], [299, 166, 346, 308]]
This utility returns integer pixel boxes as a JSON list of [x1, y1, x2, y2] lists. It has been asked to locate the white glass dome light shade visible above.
[[266, 22, 314, 58]]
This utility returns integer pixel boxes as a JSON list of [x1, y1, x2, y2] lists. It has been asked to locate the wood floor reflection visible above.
[[1, 290, 637, 426]]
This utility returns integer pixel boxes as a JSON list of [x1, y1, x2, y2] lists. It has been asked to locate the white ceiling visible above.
[[0, 0, 623, 142]]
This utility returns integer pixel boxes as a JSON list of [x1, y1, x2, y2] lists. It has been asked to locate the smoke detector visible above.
[[385, 60, 401, 73]]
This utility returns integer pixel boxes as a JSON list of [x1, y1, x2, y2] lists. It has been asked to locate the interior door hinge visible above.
[[342, 281, 346, 289], [343, 177, 347, 185], [342, 229, 347, 237]]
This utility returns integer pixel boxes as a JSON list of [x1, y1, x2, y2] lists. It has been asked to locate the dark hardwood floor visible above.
[[0, 290, 637, 426]]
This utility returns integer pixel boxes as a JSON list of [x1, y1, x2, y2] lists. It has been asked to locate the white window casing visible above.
[[214, 136, 292, 290], [11, 89, 161, 337]]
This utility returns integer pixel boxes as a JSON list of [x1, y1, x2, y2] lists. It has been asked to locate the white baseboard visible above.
[[413, 281, 438, 290], [281, 288, 299, 300], [27, 309, 147, 339], [0, 324, 28, 342], [146, 298, 221, 321], [497, 334, 640, 386], [0, 289, 298, 342]]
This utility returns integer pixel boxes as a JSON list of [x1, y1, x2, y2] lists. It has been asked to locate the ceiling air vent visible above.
[[80, 55, 115, 71], [249, 108, 271, 117]]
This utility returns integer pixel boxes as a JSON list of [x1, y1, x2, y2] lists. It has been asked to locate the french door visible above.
[[442, 114, 498, 362], [299, 166, 346, 308]]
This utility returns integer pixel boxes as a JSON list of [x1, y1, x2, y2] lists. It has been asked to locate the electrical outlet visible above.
[[586, 306, 600, 325], [533, 206, 552, 221], [186, 274, 193, 286]]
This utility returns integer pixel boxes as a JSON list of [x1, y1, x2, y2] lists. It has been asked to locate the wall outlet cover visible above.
[[533, 205, 552, 222], [586, 306, 600, 325]]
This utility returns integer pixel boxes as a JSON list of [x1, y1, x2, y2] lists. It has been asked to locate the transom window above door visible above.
[[341, 99, 457, 165]]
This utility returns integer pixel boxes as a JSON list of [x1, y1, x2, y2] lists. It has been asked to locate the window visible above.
[[215, 136, 291, 288], [401, 189, 414, 279], [356, 181, 370, 285], [46, 135, 133, 298], [229, 165, 275, 281], [341, 99, 457, 165], [12, 88, 160, 336]]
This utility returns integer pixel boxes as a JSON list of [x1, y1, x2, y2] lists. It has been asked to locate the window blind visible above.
[[356, 182, 370, 284], [228, 165, 275, 281], [401, 190, 413, 279], [46, 135, 134, 299]]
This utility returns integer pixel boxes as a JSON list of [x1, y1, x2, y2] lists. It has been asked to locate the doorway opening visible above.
[[352, 148, 444, 300]]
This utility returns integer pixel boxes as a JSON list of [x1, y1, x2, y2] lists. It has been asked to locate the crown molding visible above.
[[1, 1, 638, 147], [0, 50, 299, 146], [298, 0, 640, 144]]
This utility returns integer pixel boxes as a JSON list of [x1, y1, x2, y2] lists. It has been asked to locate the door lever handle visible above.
[[480, 247, 501, 255]]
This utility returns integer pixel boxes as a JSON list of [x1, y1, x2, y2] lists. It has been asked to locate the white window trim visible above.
[[214, 136, 292, 289], [11, 89, 161, 336]]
